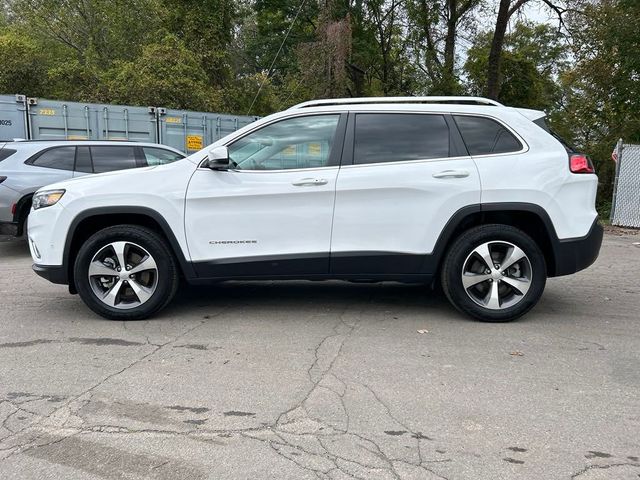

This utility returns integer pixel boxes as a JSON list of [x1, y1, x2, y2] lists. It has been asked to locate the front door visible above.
[[185, 113, 346, 278]]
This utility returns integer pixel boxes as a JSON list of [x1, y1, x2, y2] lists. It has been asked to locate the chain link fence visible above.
[[611, 141, 640, 228]]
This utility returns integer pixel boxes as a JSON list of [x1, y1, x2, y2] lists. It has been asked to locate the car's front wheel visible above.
[[441, 224, 547, 322], [74, 225, 179, 320]]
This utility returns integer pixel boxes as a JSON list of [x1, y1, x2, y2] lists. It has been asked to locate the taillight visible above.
[[11, 203, 17, 215], [569, 154, 595, 174]]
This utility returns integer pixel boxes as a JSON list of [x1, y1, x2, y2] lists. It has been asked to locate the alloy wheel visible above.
[[88, 241, 159, 310], [461, 241, 532, 310]]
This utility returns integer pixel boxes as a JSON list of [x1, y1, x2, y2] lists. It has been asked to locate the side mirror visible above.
[[207, 146, 230, 171]]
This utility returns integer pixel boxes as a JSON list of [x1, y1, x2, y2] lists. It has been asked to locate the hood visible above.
[[35, 159, 192, 195]]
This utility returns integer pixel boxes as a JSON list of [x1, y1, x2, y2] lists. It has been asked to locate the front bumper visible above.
[[552, 219, 603, 277], [32, 264, 68, 285]]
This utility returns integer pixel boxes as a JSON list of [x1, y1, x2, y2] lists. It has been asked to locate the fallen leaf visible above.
[[417, 329, 429, 334], [509, 351, 524, 356]]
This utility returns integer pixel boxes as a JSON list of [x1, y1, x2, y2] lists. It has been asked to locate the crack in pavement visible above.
[[0, 301, 448, 479], [0, 307, 231, 461], [570, 461, 640, 478], [236, 299, 451, 480]]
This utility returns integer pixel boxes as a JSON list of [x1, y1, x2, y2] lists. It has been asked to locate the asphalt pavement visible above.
[[0, 230, 638, 479]]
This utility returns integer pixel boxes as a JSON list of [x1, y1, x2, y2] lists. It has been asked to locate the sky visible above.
[[521, 2, 561, 25]]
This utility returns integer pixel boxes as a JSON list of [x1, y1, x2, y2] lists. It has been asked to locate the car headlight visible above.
[[32, 189, 65, 210]]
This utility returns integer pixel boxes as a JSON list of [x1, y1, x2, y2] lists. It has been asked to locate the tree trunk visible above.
[[486, 0, 511, 99], [442, 0, 457, 93]]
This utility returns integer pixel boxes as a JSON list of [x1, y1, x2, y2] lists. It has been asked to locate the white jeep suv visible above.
[[27, 97, 603, 322]]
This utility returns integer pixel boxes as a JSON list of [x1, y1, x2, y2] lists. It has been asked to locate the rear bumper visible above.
[[552, 219, 603, 277], [0, 221, 18, 236], [32, 264, 68, 285]]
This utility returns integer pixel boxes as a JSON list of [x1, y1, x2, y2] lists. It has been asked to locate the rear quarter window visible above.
[[29, 146, 76, 171], [0, 148, 17, 162], [454, 115, 522, 156], [533, 118, 576, 153]]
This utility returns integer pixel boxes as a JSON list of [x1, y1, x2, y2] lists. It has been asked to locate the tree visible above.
[[485, 0, 570, 99], [407, 0, 482, 94], [551, 0, 640, 213], [159, 0, 238, 85], [465, 22, 567, 109], [365, 0, 412, 94], [7, 0, 160, 66], [486, 0, 530, 99], [295, 10, 353, 99], [104, 36, 212, 110], [0, 31, 50, 96]]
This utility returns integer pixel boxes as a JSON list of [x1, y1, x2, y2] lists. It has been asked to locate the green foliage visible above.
[[104, 36, 212, 110], [0, 31, 50, 96], [9, 0, 161, 66], [0, 0, 637, 213], [159, 0, 238, 85], [216, 73, 280, 116], [465, 22, 567, 110], [552, 0, 640, 211], [46, 60, 104, 102]]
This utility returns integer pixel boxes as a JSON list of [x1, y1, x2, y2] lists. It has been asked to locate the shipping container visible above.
[[27, 99, 159, 143], [158, 108, 258, 154], [0, 94, 28, 141], [0, 94, 259, 152]]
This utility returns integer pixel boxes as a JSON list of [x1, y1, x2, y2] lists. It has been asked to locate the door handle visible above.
[[432, 170, 470, 179], [292, 178, 329, 187]]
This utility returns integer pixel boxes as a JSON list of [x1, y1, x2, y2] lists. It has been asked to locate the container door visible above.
[[0, 95, 28, 141]]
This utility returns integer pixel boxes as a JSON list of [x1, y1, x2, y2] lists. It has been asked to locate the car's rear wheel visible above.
[[74, 225, 179, 320], [441, 224, 546, 322]]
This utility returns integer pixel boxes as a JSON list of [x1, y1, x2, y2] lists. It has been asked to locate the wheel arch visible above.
[[14, 192, 34, 236], [63, 207, 195, 291], [431, 203, 560, 277]]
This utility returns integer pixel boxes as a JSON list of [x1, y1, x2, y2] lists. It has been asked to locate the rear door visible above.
[[330, 112, 481, 275]]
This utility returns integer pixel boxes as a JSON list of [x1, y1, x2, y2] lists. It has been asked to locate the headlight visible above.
[[32, 189, 65, 210]]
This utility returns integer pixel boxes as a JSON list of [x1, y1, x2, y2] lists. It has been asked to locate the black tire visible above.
[[74, 225, 179, 320], [19, 215, 28, 239], [440, 224, 547, 322]]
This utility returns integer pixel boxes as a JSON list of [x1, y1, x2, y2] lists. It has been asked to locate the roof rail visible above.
[[289, 96, 504, 109]]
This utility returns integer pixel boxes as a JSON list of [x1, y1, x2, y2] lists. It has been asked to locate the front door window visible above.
[[228, 115, 340, 170]]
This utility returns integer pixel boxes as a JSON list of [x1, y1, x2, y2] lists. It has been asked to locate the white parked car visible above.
[[27, 97, 602, 322]]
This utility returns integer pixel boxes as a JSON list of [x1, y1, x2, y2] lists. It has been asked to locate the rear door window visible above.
[[30, 146, 76, 171], [453, 115, 522, 155], [142, 147, 184, 166], [90, 146, 138, 173], [353, 114, 450, 165]]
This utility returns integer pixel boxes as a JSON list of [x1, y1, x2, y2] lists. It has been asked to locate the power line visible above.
[[246, 0, 308, 116]]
